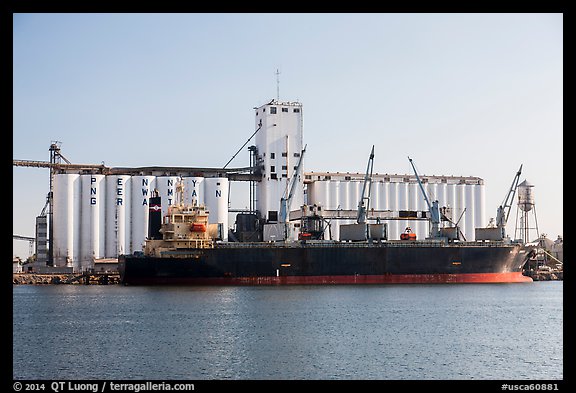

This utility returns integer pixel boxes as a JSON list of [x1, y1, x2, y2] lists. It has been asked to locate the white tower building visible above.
[[254, 100, 304, 224]]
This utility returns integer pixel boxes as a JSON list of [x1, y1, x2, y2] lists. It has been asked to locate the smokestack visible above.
[[148, 190, 162, 240]]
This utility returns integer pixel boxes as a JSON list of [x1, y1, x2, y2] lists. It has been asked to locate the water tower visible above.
[[514, 180, 539, 243]]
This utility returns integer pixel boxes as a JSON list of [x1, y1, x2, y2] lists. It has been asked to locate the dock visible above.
[[523, 269, 563, 281]]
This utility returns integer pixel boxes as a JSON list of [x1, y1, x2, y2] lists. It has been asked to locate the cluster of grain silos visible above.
[[305, 173, 485, 241], [52, 173, 228, 272]]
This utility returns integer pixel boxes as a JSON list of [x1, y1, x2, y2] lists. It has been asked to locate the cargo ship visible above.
[[118, 237, 534, 285], [118, 161, 536, 285]]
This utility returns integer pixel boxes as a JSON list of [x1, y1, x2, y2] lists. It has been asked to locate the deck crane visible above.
[[408, 157, 441, 239], [280, 145, 307, 239], [496, 164, 523, 239], [357, 145, 375, 224]]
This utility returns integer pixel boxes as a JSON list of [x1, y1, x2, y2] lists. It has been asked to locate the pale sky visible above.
[[13, 13, 563, 258]]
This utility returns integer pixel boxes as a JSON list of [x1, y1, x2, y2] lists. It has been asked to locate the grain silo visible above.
[[131, 175, 156, 252], [52, 173, 81, 267]]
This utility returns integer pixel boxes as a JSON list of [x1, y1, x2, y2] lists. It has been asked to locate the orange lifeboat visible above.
[[400, 227, 417, 241], [190, 223, 207, 232]]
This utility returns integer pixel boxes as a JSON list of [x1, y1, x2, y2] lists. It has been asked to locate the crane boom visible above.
[[223, 120, 263, 169], [408, 157, 432, 212], [496, 164, 522, 238], [280, 145, 306, 223], [408, 157, 441, 238], [357, 145, 375, 224]]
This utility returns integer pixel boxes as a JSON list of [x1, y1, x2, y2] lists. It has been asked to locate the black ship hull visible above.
[[119, 241, 534, 285]]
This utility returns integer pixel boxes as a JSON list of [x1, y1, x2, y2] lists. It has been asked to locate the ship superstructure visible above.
[[143, 184, 215, 257]]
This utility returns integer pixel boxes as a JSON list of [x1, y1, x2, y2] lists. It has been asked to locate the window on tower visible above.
[[282, 107, 288, 112], [268, 211, 278, 222], [270, 107, 277, 114]]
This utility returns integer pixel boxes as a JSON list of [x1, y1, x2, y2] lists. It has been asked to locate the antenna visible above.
[[275, 68, 280, 101]]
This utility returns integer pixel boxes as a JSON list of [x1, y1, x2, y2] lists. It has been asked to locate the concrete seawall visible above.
[[13, 273, 120, 285]]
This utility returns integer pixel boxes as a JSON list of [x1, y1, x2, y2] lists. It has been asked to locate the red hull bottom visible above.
[[126, 272, 533, 285]]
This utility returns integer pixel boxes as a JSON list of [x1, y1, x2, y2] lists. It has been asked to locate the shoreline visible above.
[[13, 273, 120, 285]]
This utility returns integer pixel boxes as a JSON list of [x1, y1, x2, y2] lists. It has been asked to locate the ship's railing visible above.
[[215, 240, 518, 249]]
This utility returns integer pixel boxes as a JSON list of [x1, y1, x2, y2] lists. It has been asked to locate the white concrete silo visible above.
[[474, 182, 485, 231], [371, 180, 380, 211], [456, 183, 467, 240], [316, 181, 330, 210], [408, 182, 421, 239], [397, 181, 409, 237], [437, 182, 447, 211], [105, 175, 131, 257], [445, 182, 456, 217], [349, 181, 360, 213], [326, 180, 340, 240], [131, 175, 156, 252], [52, 174, 81, 267], [388, 181, 399, 240], [204, 177, 229, 240], [339, 181, 350, 211], [465, 183, 475, 240], [330, 180, 340, 210], [156, 176, 179, 217], [183, 176, 204, 206], [79, 174, 106, 272]]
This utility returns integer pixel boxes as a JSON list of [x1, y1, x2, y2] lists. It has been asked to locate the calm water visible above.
[[13, 282, 563, 380]]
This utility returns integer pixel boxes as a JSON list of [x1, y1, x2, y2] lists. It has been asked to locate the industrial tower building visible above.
[[254, 99, 304, 239]]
